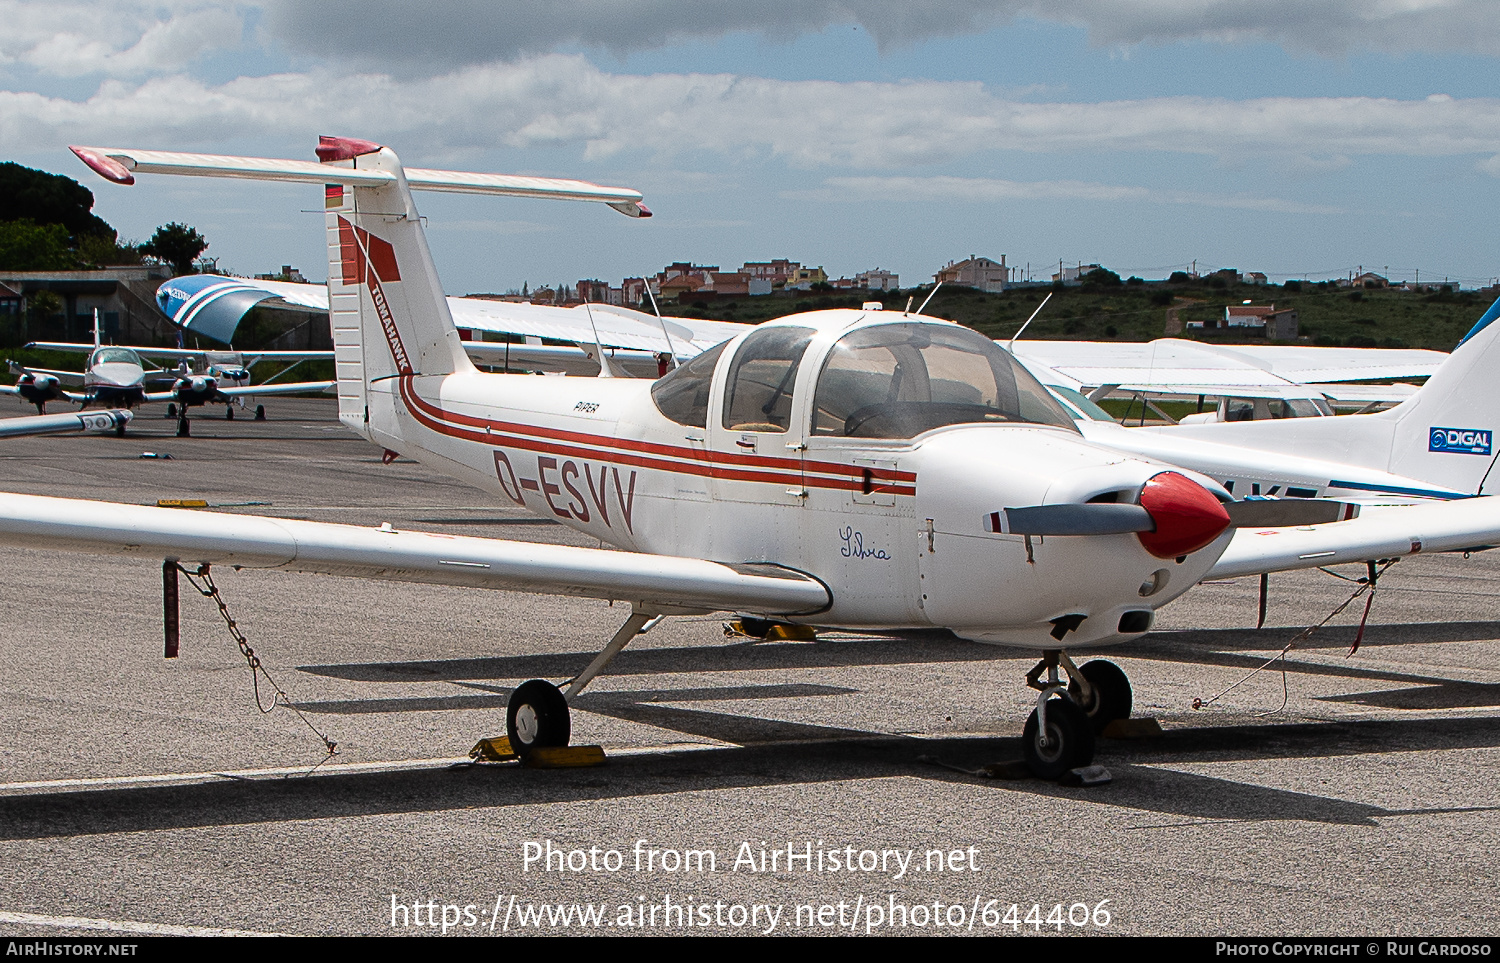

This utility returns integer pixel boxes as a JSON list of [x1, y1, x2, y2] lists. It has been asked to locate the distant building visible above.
[[1049, 261, 1099, 286], [783, 265, 828, 291], [937, 255, 1008, 292], [742, 259, 800, 285], [1186, 302, 1298, 339], [1240, 271, 1268, 285], [856, 268, 898, 291], [0, 265, 173, 344], [254, 265, 307, 283]]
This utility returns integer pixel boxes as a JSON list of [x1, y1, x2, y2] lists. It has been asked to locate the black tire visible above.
[[1021, 697, 1096, 780], [165, 404, 176, 418], [176, 416, 190, 438], [1068, 659, 1133, 734], [226, 407, 234, 420], [114, 420, 126, 438], [506, 679, 571, 756], [255, 405, 266, 421]]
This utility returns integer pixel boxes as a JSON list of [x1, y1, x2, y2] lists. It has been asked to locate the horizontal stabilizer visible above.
[[71, 144, 649, 215]]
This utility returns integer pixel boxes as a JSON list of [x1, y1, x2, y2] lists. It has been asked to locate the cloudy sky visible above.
[[4, 1, 1499, 292]]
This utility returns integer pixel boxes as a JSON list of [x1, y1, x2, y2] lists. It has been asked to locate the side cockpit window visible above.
[[721, 326, 816, 433], [650, 341, 727, 428]]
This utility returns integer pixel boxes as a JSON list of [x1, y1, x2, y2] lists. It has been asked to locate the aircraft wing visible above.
[[6, 364, 85, 386], [0, 410, 131, 439], [1207, 497, 1500, 579], [1012, 338, 1443, 397], [217, 381, 335, 398], [0, 493, 830, 616]]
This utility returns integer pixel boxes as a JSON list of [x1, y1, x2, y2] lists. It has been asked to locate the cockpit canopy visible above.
[[91, 347, 143, 367], [811, 322, 1076, 438], [651, 319, 1078, 439]]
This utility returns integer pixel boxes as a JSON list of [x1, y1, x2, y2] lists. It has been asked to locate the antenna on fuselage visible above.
[[914, 282, 944, 317], [582, 298, 620, 378], [1008, 291, 1053, 351], [92, 308, 101, 350], [642, 281, 680, 370]]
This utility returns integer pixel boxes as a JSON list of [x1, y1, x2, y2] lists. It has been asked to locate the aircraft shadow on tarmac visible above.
[[4, 617, 1499, 842], [3, 716, 1500, 841], [298, 620, 1500, 716]]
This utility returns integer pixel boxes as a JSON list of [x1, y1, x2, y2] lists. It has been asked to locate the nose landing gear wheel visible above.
[[1068, 659, 1133, 734], [1022, 697, 1095, 780], [506, 679, 571, 757], [176, 413, 190, 437]]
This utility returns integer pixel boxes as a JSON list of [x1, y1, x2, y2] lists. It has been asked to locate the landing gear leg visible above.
[[505, 609, 658, 758], [1021, 650, 1096, 779]]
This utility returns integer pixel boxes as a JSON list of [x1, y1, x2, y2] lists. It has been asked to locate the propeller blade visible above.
[[1225, 498, 1360, 528], [986, 503, 1154, 536]]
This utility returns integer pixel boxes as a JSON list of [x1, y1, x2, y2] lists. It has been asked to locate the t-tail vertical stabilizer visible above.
[[316, 136, 475, 450]]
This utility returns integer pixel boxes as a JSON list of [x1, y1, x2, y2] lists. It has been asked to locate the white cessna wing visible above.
[[18, 136, 1497, 784], [1012, 337, 1442, 410]]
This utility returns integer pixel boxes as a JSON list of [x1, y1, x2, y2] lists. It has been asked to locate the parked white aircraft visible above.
[[10, 138, 1498, 781], [22, 340, 334, 435], [8, 315, 333, 436]]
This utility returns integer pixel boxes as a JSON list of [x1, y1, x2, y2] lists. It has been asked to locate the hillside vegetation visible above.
[[674, 279, 1494, 352]]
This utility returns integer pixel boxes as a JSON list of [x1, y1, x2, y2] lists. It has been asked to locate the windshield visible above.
[[91, 347, 141, 366], [811, 322, 1077, 438]]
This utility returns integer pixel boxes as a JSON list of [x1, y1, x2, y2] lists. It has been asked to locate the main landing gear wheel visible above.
[[506, 679, 571, 757], [1022, 697, 1095, 780], [114, 419, 126, 438], [225, 406, 234, 420], [1068, 659, 1133, 734], [254, 404, 266, 421]]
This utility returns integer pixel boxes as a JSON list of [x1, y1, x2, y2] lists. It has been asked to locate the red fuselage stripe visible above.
[[399, 380, 916, 483], [396, 378, 916, 496]]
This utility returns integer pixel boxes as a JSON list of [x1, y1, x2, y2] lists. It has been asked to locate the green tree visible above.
[[0, 220, 75, 270], [140, 222, 208, 276], [0, 163, 115, 242], [75, 232, 141, 268]]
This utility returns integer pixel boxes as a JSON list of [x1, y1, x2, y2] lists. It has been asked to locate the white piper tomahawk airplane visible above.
[[7, 137, 1500, 781]]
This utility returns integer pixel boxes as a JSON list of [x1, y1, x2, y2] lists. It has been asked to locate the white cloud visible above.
[[8, 56, 1500, 170], [250, 0, 1500, 65], [0, 2, 241, 77], [799, 175, 1345, 213]]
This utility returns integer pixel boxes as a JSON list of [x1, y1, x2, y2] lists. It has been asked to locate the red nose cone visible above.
[[1136, 471, 1231, 559]]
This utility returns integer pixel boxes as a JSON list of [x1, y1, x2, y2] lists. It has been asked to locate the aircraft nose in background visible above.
[[1136, 471, 1231, 558]]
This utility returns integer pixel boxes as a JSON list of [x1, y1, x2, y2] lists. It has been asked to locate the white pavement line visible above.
[[0, 757, 471, 793], [0, 911, 285, 937]]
